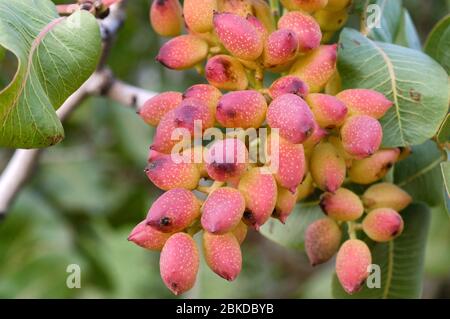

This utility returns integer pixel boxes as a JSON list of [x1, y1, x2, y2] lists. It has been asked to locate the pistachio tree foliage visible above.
[[0, 0, 448, 298]]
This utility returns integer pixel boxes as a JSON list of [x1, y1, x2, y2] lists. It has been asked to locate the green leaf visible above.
[[394, 140, 446, 207], [425, 14, 450, 73], [338, 29, 449, 147], [0, 0, 101, 148], [365, 2, 421, 50], [425, 204, 450, 275], [394, 9, 422, 51], [259, 201, 323, 250], [442, 162, 450, 216], [437, 114, 450, 148], [332, 203, 430, 299], [367, 0, 402, 43]]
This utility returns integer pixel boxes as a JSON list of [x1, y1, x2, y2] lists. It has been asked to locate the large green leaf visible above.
[[332, 203, 430, 299], [437, 113, 449, 148], [442, 161, 450, 216], [365, 1, 421, 50], [425, 14, 450, 73], [338, 29, 449, 147], [394, 140, 447, 207], [0, 0, 101, 148], [259, 201, 323, 250], [394, 9, 421, 51]]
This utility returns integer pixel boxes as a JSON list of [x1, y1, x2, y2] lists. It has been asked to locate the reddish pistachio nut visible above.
[[267, 134, 306, 192], [156, 35, 208, 70], [205, 138, 249, 182], [174, 98, 215, 133], [139, 91, 182, 126], [326, 0, 351, 11], [146, 150, 201, 190], [336, 239, 372, 294], [151, 98, 214, 154], [183, 84, 222, 115], [328, 135, 353, 167], [302, 121, 329, 150], [203, 232, 242, 281], [280, 0, 329, 12], [267, 94, 315, 144], [250, 0, 276, 33], [151, 110, 182, 154], [238, 167, 278, 229], [181, 145, 208, 177], [128, 220, 172, 250], [310, 142, 346, 192], [232, 221, 248, 244], [349, 148, 400, 184], [263, 29, 299, 68], [306, 93, 348, 128], [146, 189, 200, 233], [362, 208, 404, 242], [216, 90, 267, 128], [325, 71, 342, 95], [205, 55, 248, 91], [264, 59, 296, 73], [218, 0, 253, 17], [213, 12, 264, 60], [274, 186, 298, 223], [320, 188, 364, 221], [340, 115, 383, 159], [183, 0, 217, 33], [277, 11, 322, 53], [160, 233, 199, 295], [305, 217, 342, 266], [336, 89, 393, 119], [296, 173, 314, 202], [290, 44, 337, 93], [268, 75, 309, 99], [246, 15, 268, 40], [201, 187, 246, 234], [314, 8, 349, 32], [362, 183, 412, 212], [150, 0, 183, 37]]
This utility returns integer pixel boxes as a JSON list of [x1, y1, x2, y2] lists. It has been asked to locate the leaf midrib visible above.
[[1, 17, 65, 126], [367, 39, 407, 145], [382, 240, 394, 298], [397, 154, 446, 187]]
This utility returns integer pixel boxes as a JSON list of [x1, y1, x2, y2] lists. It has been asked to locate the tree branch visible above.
[[0, 0, 156, 218]]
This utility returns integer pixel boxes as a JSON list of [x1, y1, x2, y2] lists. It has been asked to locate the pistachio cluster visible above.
[[128, 0, 413, 296]]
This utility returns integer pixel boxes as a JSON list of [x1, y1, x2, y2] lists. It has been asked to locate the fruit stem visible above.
[[255, 68, 264, 89], [209, 46, 223, 54], [196, 181, 224, 194], [186, 219, 203, 236], [347, 221, 357, 239], [359, 0, 370, 36], [258, 88, 269, 95], [196, 185, 210, 193], [269, 0, 280, 23], [195, 64, 205, 76]]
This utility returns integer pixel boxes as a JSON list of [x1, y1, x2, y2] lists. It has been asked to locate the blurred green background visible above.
[[0, 0, 449, 298]]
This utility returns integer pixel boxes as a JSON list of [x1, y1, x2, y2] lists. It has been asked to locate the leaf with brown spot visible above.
[[338, 29, 449, 147]]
